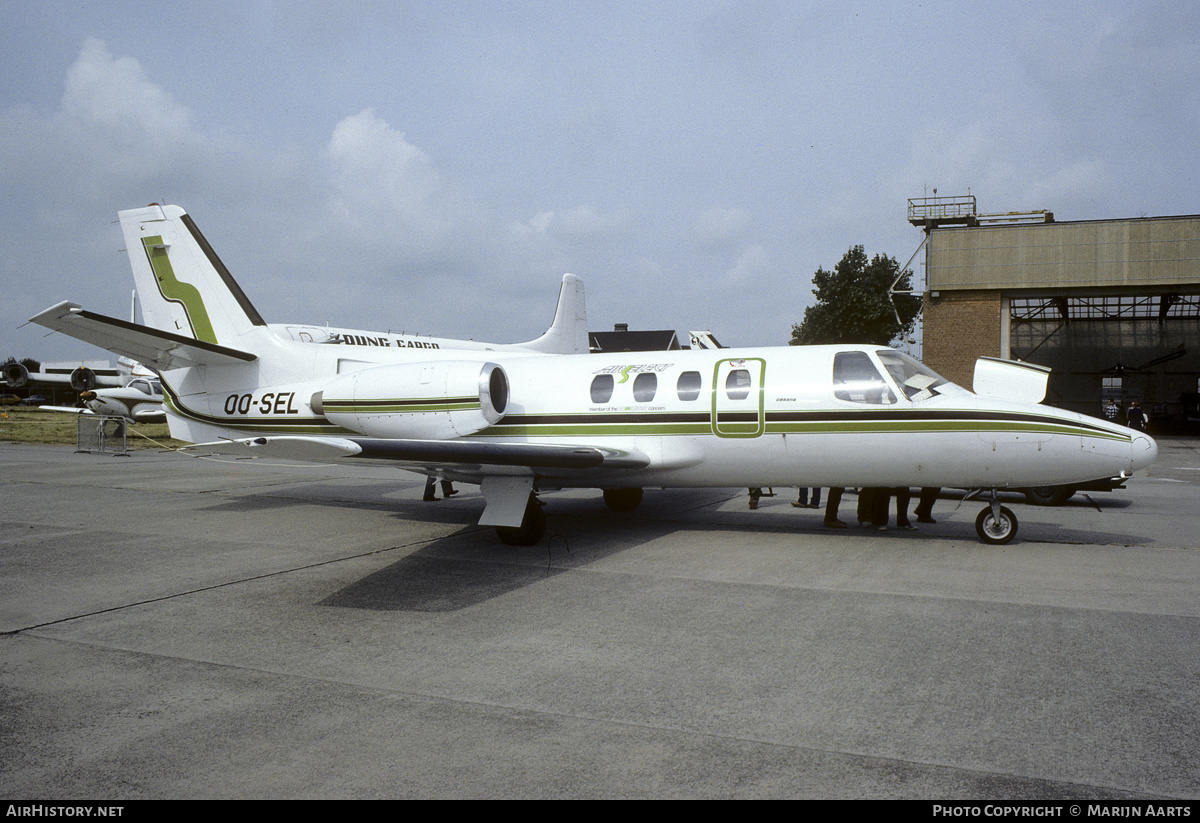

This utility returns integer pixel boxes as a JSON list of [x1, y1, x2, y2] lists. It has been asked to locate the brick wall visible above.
[[922, 290, 1003, 388]]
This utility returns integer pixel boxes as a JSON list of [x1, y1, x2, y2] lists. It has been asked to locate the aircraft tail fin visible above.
[[119, 204, 267, 348], [522, 273, 589, 354]]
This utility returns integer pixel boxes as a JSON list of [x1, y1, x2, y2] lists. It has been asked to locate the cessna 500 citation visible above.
[[31, 204, 1156, 545]]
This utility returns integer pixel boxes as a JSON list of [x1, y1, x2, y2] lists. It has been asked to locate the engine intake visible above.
[[314, 361, 509, 440]]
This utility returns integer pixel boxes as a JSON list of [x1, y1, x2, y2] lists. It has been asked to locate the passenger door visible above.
[[712, 358, 765, 438]]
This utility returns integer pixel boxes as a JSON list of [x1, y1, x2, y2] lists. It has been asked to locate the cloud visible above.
[[0, 36, 248, 214], [509, 204, 628, 242], [693, 206, 751, 250], [720, 243, 770, 289], [326, 108, 452, 248], [60, 37, 198, 154]]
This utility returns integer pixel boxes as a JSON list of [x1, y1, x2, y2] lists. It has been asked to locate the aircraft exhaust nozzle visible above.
[[70, 367, 98, 391], [3, 363, 29, 388]]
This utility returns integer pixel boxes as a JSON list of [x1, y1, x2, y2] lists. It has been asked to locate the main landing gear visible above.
[[495, 493, 547, 546], [602, 487, 643, 512], [495, 487, 645, 545]]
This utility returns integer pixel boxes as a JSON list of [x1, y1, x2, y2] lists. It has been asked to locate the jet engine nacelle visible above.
[[3, 363, 29, 388], [70, 367, 98, 391], [314, 360, 509, 440]]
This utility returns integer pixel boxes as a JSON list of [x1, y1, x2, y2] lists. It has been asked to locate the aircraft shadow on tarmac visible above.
[[315, 488, 1149, 613], [318, 501, 695, 613], [194, 478, 483, 527]]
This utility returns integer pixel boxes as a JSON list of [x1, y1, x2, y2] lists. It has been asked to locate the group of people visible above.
[[1103, 398, 1148, 431], [751, 486, 941, 532]]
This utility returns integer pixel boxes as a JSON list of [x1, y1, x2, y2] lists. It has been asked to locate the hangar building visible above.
[[914, 195, 1200, 427]]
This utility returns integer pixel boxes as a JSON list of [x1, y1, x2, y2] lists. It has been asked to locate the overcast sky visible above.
[[2, 0, 1196, 364]]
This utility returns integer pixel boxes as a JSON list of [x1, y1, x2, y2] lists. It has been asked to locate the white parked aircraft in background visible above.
[[40, 375, 165, 423], [31, 204, 1156, 545]]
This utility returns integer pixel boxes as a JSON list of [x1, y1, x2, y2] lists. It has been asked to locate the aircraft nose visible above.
[[1131, 431, 1157, 472]]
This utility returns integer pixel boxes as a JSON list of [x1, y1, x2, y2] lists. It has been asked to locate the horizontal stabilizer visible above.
[[29, 301, 256, 371]]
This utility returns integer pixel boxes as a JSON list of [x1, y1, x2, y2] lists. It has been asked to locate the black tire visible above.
[[602, 487, 643, 512], [1024, 485, 1075, 506], [495, 496, 547, 546], [975, 505, 1018, 545]]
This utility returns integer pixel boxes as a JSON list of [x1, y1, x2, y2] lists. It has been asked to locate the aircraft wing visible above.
[[179, 435, 651, 472], [36, 405, 95, 415], [29, 301, 256, 371]]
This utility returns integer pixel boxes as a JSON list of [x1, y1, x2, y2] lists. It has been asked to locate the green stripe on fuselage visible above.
[[322, 399, 480, 414], [479, 411, 1131, 441]]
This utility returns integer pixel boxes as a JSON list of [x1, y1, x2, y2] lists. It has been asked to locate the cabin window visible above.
[[832, 352, 895, 404], [590, 374, 615, 403], [676, 371, 702, 401], [633, 372, 657, 402], [725, 369, 752, 400], [130, 380, 153, 395]]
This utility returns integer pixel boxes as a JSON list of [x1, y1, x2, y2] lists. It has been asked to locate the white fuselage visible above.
[[156, 333, 1156, 493]]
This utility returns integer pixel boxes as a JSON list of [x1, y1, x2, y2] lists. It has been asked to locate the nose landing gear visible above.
[[974, 496, 1018, 545]]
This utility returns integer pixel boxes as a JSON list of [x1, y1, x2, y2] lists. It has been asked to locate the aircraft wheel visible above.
[[1024, 485, 1076, 506], [975, 505, 1018, 545], [603, 487, 643, 512], [495, 496, 546, 546]]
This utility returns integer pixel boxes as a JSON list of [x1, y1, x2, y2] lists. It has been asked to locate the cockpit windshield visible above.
[[833, 351, 897, 405], [875, 350, 950, 401]]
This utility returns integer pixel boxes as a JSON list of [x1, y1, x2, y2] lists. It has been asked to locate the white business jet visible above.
[[30, 204, 1156, 545]]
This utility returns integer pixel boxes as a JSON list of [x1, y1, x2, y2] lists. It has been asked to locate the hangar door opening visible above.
[[1009, 293, 1200, 424]]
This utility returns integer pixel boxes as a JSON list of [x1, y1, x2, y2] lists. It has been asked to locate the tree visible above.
[[790, 245, 920, 346]]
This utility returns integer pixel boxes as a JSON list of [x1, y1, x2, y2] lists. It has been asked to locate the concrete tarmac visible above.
[[2, 438, 1198, 799]]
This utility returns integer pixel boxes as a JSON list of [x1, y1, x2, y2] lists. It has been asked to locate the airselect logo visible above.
[[592, 363, 673, 382]]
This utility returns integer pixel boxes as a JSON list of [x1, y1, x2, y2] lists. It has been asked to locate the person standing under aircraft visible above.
[[858, 487, 886, 529], [824, 487, 846, 529], [423, 476, 457, 501], [913, 487, 939, 524], [793, 487, 822, 509], [893, 487, 916, 530]]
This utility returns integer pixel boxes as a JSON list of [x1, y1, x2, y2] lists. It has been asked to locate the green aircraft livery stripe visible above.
[[143, 235, 218, 344], [322, 397, 481, 414], [476, 411, 1130, 441]]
